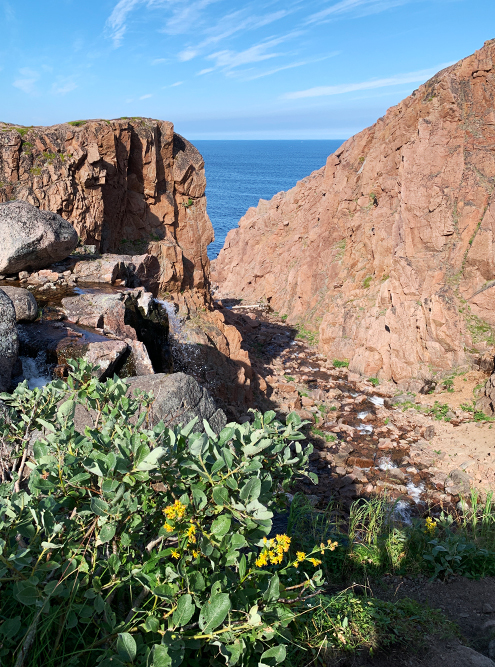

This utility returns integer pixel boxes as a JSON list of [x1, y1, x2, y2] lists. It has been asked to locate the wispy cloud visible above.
[[170, 81, 183, 87], [283, 63, 453, 98], [52, 78, 77, 95], [106, 0, 142, 47], [241, 52, 340, 80], [305, 0, 411, 24], [139, 93, 153, 99], [13, 68, 39, 94], [151, 57, 168, 65]]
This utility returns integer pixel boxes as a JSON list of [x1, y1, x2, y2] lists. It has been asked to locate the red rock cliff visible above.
[[0, 118, 212, 294], [213, 39, 495, 384]]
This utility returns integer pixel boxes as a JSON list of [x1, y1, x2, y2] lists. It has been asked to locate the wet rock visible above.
[[0, 286, 37, 322], [0, 201, 78, 274], [0, 289, 18, 391], [125, 372, 226, 433]]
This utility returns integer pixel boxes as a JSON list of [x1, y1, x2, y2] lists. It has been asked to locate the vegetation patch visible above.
[[67, 120, 87, 127], [332, 359, 349, 368]]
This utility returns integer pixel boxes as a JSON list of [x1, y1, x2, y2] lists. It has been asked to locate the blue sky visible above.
[[0, 0, 493, 139]]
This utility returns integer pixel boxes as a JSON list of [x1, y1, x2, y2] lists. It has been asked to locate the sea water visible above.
[[195, 140, 344, 259]]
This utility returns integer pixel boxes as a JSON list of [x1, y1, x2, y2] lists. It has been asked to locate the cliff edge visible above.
[[213, 40, 495, 384], [0, 118, 212, 294]]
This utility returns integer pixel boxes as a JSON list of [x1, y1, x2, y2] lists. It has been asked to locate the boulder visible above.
[[477, 372, 495, 415], [125, 372, 226, 433], [83, 340, 129, 378], [0, 201, 78, 274], [0, 289, 19, 391], [0, 286, 37, 321]]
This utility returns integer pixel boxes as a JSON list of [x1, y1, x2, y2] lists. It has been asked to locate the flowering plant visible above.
[[0, 360, 336, 667]]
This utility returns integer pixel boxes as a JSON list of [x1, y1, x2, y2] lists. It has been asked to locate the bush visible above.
[[332, 360, 349, 369], [0, 361, 342, 667]]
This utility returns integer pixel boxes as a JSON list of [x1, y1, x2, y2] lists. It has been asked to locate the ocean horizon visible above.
[[194, 140, 344, 259]]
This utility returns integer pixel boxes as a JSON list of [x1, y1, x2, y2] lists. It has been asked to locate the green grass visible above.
[[369, 377, 379, 386], [363, 275, 373, 289], [295, 323, 319, 346], [333, 359, 349, 368], [67, 120, 86, 127], [285, 375, 296, 382]]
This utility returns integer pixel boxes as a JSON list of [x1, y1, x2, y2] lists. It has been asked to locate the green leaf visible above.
[[211, 458, 225, 474], [152, 644, 172, 667], [101, 479, 119, 494], [67, 472, 91, 486], [90, 497, 109, 517], [188, 571, 205, 593], [211, 515, 231, 538], [57, 399, 76, 422], [32, 441, 48, 460], [116, 632, 136, 662], [259, 645, 286, 666], [263, 574, 279, 604], [99, 523, 116, 544], [181, 417, 198, 437], [199, 593, 231, 633], [192, 487, 207, 510], [203, 419, 217, 440], [172, 594, 195, 628], [212, 486, 229, 506], [94, 595, 105, 613], [144, 616, 160, 632], [220, 641, 244, 666], [36, 418, 55, 432], [238, 554, 246, 580], [15, 584, 39, 606], [0, 616, 21, 639], [239, 478, 261, 503], [136, 446, 167, 471], [263, 410, 276, 424]]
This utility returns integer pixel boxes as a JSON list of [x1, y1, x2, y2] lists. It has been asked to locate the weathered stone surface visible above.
[[0, 120, 212, 294], [445, 468, 471, 496], [213, 39, 495, 383], [125, 372, 226, 432], [0, 286, 37, 321], [125, 339, 154, 376], [0, 289, 19, 391], [0, 200, 78, 274], [477, 372, 495, 414], [83, 340, 129, 378]]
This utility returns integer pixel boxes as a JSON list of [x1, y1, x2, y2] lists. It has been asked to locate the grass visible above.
[[333, 359, 349, 368], [363, 275, 373, 289], [285, 375, 296, 382], [369, 377, 379, 387], [67, 120, 86, 127], [295, 324, 319, 346]]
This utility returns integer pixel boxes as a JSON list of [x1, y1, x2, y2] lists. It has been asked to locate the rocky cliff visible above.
[[0, 118, 212, 294], [213, 39, 495, 385]]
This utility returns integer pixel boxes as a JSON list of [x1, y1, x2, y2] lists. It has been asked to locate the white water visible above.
[[378, 456, 396, 471], [155, 299, 186, 342], [357, 424, 373, 434], [20, 355, 52, 390], [369, 395, 384, 406], [357, 411, 369, 420]]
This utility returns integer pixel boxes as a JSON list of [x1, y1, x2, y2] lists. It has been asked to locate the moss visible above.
[[30, 167, 42, 176], [363, 275, 373, 289]]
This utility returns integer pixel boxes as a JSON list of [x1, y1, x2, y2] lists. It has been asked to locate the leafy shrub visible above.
[[0, 361, 342, 667], [67, 120, 86, 127], [332, 359, 349, 369], [369, 377, 379, 387]]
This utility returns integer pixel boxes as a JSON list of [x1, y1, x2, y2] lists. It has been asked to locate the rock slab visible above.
[[0, 289, 19, 391], [0, 200, 78, 274], [0, 286, 37, 321], [213, 39, 495, 383]]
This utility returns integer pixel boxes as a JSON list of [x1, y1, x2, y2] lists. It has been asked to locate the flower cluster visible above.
[[292, 539, 338, 568], [255, 534, 291, 567], [163, 500, 187, 532], [425, 516, 437, 534]]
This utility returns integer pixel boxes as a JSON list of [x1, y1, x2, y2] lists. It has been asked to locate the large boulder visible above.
[[0, 289, 19, 391], [0, 200, 78, 274], [0, 286, 37, 321], [477, 372, 495, 415], [126, 372, 227, 433]]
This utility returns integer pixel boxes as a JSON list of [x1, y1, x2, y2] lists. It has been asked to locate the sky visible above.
[[0, 0, 493, 139]]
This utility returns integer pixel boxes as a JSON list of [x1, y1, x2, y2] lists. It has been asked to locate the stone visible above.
[[477, 372, 495, 415], [0, 286, 37, 322], [0, 289, 18, 391], [83, 340, 129, 378], [212, 40, 495, 383], [0, 120, 212, 294], [445, 469, 471, 496], [0, 200, 78, 274], [125, 339, 154, 376], [125, 372, 226, 433]]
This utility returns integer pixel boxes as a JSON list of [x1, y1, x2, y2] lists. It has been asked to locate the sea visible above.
[[194, 140, 344, 259]]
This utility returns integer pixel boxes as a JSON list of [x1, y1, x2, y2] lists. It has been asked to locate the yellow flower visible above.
[[276, 534, 291, 552], [171, 550, 180, 559], [164, 500, 187, 521], [296, 551, 306, 562], [308, 558, 322, 566], [163, 523, 174, 533], [327, 540, 338, 551], [192, 550, 199, 558], [256, 552, 269, 568], [425, 517, 437, 534], [186, 524, 196, 544]]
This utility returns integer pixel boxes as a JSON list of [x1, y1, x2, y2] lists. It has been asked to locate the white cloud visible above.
[[242, 52, 340, 80], [106, 0, 142, 47], [170, 81, 183, 87], [139, 93, 153, 99], [305, 0, 411, 24], [13, 68, 39, 94], [52, 79, 77, 95], [197, 68, 215, 75], [151, 57, 168, 65], [179, 48, 199, 62], [283, 63, 453, 98]]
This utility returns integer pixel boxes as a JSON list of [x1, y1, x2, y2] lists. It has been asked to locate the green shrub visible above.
[[362, 275, 372, 289], [0, 360, 343, 667], [67, 120, 87, 127], [369, 377, 379, 387], [332, 359, 349, 368]]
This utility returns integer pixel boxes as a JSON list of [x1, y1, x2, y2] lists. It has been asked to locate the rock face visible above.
[[213, 40, 495, 383], [477, 372, 495, 414], [0, 201, 78, 274], [0, 289, 19, 391], [0, 286, 37, 321], [0, 120, 213, 294], [125, 372, 226, 433]]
